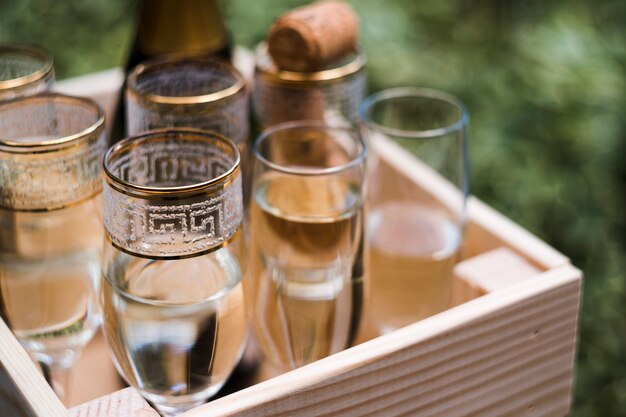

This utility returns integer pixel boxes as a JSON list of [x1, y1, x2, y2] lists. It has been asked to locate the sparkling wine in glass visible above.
[[249, 122, 366, 370], [0, 94, 106, 402], [359, 87, 470, 337]]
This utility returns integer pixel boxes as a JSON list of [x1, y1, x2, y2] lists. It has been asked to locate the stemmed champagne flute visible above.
[[249, 122, 366, 370], [101, 128, 248, 416], [0, 94, 106, 402], [359, 87, 470, 337]]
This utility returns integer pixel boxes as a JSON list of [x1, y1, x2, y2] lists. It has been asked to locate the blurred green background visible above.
[[1, 0, 624, 415]]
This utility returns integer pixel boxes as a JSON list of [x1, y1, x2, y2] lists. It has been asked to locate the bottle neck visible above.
[[136, 0, 229, 58]]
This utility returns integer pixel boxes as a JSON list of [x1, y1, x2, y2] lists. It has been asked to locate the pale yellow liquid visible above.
[[365, 202, 460, 337], [102, 241, 247, 414], [250, 174, 362, 369], [0, 196, 102, 361]]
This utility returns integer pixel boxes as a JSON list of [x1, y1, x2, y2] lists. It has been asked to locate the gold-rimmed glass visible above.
[[125, 57, 248, 147], [0, 43, 54, 101], [101, 128, 247, 416], [359, 87, 470, 337], [249, 121, 366, 370], [0, 93, 106, 403], [252, 43, 366, 129]]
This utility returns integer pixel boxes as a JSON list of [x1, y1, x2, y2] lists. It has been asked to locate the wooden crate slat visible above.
[[0, 319, 66, 417], [256, 286, 577, 415], [327, 280, 576, 383], [179, 265, 580, 417], [463, 373, 571, 417], [68, 387, 158, 417], [307, 308, 577, 417], [288, 324, 575, 417], [387, 372, 572, 417]]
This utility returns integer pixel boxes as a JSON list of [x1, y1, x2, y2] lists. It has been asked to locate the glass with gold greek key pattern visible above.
[[101, 128, 247, 416], [125, 56, 248, 147], [0, 93, 105, 403], [0, 43, 54, 101]]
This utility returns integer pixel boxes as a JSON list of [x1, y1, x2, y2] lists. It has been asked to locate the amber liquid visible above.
[[364, 202, 460, 338], [0, 196, 103, 363], [250, 174, 363, 369]]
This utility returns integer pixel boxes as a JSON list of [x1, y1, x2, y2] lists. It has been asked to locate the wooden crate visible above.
[[0, 65, 581, 417]]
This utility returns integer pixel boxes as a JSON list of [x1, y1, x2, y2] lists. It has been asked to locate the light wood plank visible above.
[[451, 247, 542, 305], [454, 247, 542, 294], [68, 387, 158, 417], [0, 319, 66, 417], [179, 264, 580, 417]]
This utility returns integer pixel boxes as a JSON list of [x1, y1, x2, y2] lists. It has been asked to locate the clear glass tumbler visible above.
[[125, 56, 248, 147], [359, 87, 470, 337], [0, 43, 54, 101], [249, 122, 366, 370], [101, 128, 247, 416], [0, 93, 106, 401]]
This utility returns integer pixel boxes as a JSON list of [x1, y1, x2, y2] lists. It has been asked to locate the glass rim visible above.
[[253, 121, 367, 176], [126, 55, 246, 106], [0, 93, 105, 153], [359, 87, 469, 139], [104, 128, 241, 197], [255, 42, 367, 84], [0, 42, 54, 91]]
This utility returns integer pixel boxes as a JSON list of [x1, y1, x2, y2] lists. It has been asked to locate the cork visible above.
[[267, 0, 359, 71]]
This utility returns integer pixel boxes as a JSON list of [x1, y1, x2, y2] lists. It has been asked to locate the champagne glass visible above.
[[0, 94, 106, 402], [125, 56, 248, 147], [0, 43, 54, 101], [249, 121, 366, 370], [359, 87, 470, 338], [101, 128, 248, 416]]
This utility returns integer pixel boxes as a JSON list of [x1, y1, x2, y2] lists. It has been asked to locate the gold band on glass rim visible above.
[[0, 93, 105, 153], [103, 128, 241, 200], [255, 42, 366, 85], [0, 43, 54, 91], [126, 55, 246, 106]]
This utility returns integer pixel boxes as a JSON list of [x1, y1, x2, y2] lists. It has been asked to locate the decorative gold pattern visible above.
[[103, 129, 242, 258], [0, 94, 105, 211]]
